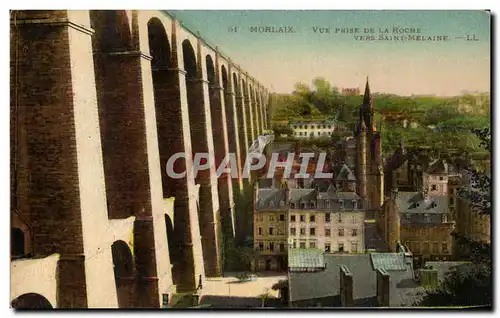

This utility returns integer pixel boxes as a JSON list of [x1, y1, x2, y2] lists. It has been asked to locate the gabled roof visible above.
[[289, 253, 421, 306], [395, 192, 448, 214], [256, 188, 287, 209]]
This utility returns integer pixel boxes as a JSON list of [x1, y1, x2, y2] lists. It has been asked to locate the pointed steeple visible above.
[[363, 76, 372, 107]]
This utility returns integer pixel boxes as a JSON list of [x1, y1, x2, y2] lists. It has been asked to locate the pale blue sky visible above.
[[169, 10, 490, 96]]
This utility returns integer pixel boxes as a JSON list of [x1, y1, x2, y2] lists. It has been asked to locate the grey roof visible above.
[[289, 189, 317, 202], [313, 180, 333, 192], [426, 159, 450, 174], [371, 253, 408, 271], [395, 192, 448, 214], [256, 188, 287, 210], [289, 248, 325, 270], [289, 253, 423, 306], [335, 164, 356, 181]]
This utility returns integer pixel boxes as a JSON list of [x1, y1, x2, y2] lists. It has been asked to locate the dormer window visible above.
[[279, 200, 285, 207], [310, 201, 316, 209], [290, 202, 296, 209], [352, 200, 357, 209], [300, 202, 306, 209], [269, 201, 275, 208], [326, 200, 331, 208], [338, 199, 344, 209]]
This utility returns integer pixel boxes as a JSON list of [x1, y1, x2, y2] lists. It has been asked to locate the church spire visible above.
[[363, 76, 372, 108]]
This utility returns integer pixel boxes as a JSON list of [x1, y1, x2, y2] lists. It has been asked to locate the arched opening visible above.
[[184, 39, 222, 277], [90, 10, 152, 220], [11, 293, 53, 309], [164, 215, 177, 284], [11, 228, 25, 258], [243, 80, 254, 145], [234, 74, 247, 167], [111, 240, 135, 308], [207, 56, 234, 253], [147, 19, 196, 292]]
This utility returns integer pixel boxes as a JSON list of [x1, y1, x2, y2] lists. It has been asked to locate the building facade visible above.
[[289, 120, 336, 138]]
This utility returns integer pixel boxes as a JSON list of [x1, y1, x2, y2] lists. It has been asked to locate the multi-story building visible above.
[[253, 188, 289, 271], [378, 189, 454, 267], [289, 120, 336, 138], [288, 188, 365, 254]]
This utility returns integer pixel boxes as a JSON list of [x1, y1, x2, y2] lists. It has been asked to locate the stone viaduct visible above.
[[10, 10, 270, 308]]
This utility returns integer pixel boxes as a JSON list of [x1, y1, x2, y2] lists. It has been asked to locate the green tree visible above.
[[417, 128, 491, 307]]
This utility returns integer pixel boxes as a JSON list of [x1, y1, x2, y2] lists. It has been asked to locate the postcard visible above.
[[10, 9, 491, 309]]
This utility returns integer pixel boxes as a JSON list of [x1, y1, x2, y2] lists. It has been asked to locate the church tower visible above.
[[355, 77, 382, 210]]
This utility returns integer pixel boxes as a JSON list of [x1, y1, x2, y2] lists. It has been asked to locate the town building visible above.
[[289, 120, 336, 138], [378, 189, 454, 267], [253, 188, 289, 271], [288, 250, 422, 307]]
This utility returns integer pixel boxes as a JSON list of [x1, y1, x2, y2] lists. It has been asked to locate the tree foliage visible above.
[[417, 128, 491, 307]]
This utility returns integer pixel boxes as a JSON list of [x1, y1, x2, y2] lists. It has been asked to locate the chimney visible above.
[[418, 266, 438, 289], [339, 265, 353, 307], [376, 268, 390, 307]]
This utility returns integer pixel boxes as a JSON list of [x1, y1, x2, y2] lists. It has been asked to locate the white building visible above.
[[289, 120, 336, 138]]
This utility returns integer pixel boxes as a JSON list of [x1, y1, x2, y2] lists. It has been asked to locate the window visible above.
[[449, 197, 454, 205], [338, 242, 344, 252], [310, 228, 316, 236], [290, 215, 296, 222], [338, 213, 343, 223], [339, 199, 344, 209], [424, 214, 430, 222], [439, 176, 444, 181], [279, 200, 285, 207], [300, 242, 306, 249], [300, 228, 306, 236], [269, 201, 275, 208], [310, 215, 315, 222], [279, 243, 285, 252], [442, 243, 448, 254], [279, 214, 285, 221], [269, 227, 274, 235], [423, 242, 430, 254], [325, 243, 331, 253], [352, 200, 357, 209], [257, 214, 263, 222], [325, 213, 331, 222], [338, 228, 344, 237], [405, 214, 411, 221], [258, 242, 264, 251], [292, 241, 297, 249], [300, 202, 306, 209], [351, 242, 358, 253], [351, 229, 357, 236], [300, 215, 306, 222], [326, 201, 331, 208], [310, 201, 316, 208], [325, 228, 331, 237], [269, 242, 274, 251], [290, 227, 296, 236], [310, 241, 316, 248], [441, 214, 448, 223], [290, 203, 296, 209], [433, 242, 439, 254], [258, 227, 263, 235], [270, 215, 276, 222], [431, 184, 437, 191]]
